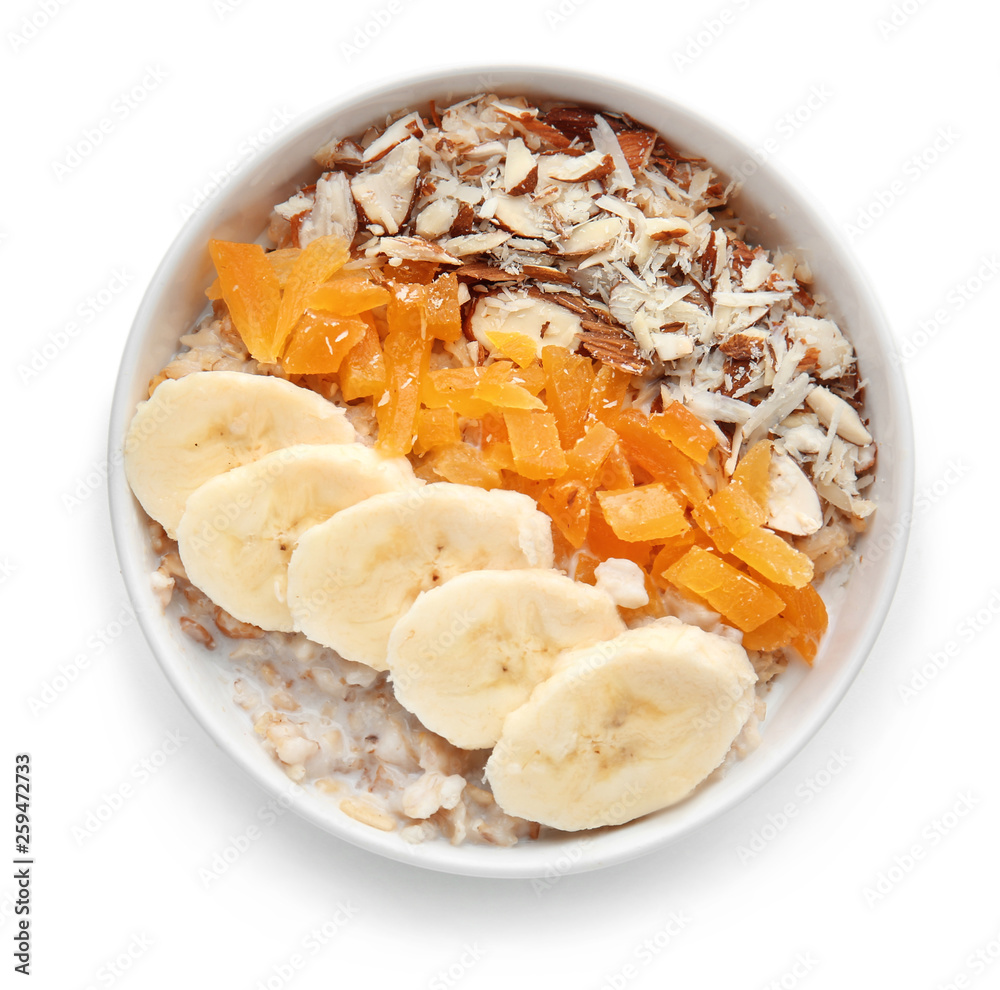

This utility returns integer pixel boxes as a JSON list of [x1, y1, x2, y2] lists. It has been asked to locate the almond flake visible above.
[[713, 290, 792, 308], [298, 172, 358, 247], [361, 111, 425, 163], [578, 323, 648, 374], [590, 115, 635, 192], [275, 192, 313, 221], [350, 138, 420, 236], [313, 137, 363, 170], [538, 106, 602, 141], [766, 450, 823, 536], [615, 130, 656, 170], [561, 216, 624, 256], [806, 386, 873, 446], [454, 262, 524, 283], [649, 331, 694, 362], [491, 193, 555, 239], [370, 236, 462, 265], [742, 373, 814, 447], [489, 101, 572, 148], [547, 151, 614, 182], [440, 230, 511, 256], [414, 198, 459, 239], [519, 264, 574, 284], [503, 137, 538, 195]]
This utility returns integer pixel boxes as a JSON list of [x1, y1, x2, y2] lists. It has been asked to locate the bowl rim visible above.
[[108, 62, 915, 879]]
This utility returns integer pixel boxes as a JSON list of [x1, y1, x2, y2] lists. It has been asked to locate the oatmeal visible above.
[[123, 93, 875, 844]]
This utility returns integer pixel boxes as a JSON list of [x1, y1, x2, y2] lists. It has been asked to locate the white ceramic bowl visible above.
[[109, 65, 914, 878]]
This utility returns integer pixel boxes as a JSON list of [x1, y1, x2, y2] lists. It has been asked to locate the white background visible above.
[[4, 0, 997, 987]]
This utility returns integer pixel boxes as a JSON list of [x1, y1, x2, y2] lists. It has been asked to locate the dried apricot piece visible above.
[[281, 311, 367, 374], [478, 411, 512, 469], [613, 409, 708, 506], [741, 615, 796, 653], [473, 361, 545, 410], [752, 575, 828, 663], [730, 528, 814, 589], [596, 483, 689, 542], [338, 315, 386, 400], [376, 319, 433, 456], [424, 443, 501, 489], [589, 364, 631, 424], [597, 443, 634, 490], [537, 478, 591, 548], [389, 275, 462, 342], [386, 281, 424, 339], [513, 363, 546, 397], [650, 528, 713, 587], [421, 367, 480, 396], [307, 274, 391, 316], [413, 407, 462, 456], [535, 422, 620, 549], [487, 331, 539, 369], [208, 240, 282, 362], [542, 346, 595, 445], [663, 547, 784, 632], [386, 259, 439, 284], [710, 481, 765, 538], [274, 235, 351, 357], [572, 551, 601, 585], [547, 525, 575, 576], [691, 499, 737, 554], [480, 410, 509, 446], [565, 421, 618, 481], [651, 401, 717, 464], [732, 440, 773, 509], [504, 408, 568, 480], [422, 273, 463, 342], [785, 584, 828, 664], [483, 440, 516, 473], [266, 247, 304, 287], [420, 367, 492, 419], [588, 496, 655, 568]]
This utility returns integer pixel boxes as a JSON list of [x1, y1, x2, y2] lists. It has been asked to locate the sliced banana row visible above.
[[125, 373, 557, 658], [124, 370, 759, 832], [176, 443, 418, 632], [286, 485, 556, 671], [124, 371, 356, 538], [484, 619, 757, 831], [386, 569, 626, 749]]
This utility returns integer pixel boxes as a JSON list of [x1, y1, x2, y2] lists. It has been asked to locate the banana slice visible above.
[[286, 483, 555, 671], [485, 618, 757, 831], [176, 443, 418, 632], [124, 371, 355, 537], [387, 570, 626, 750]]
